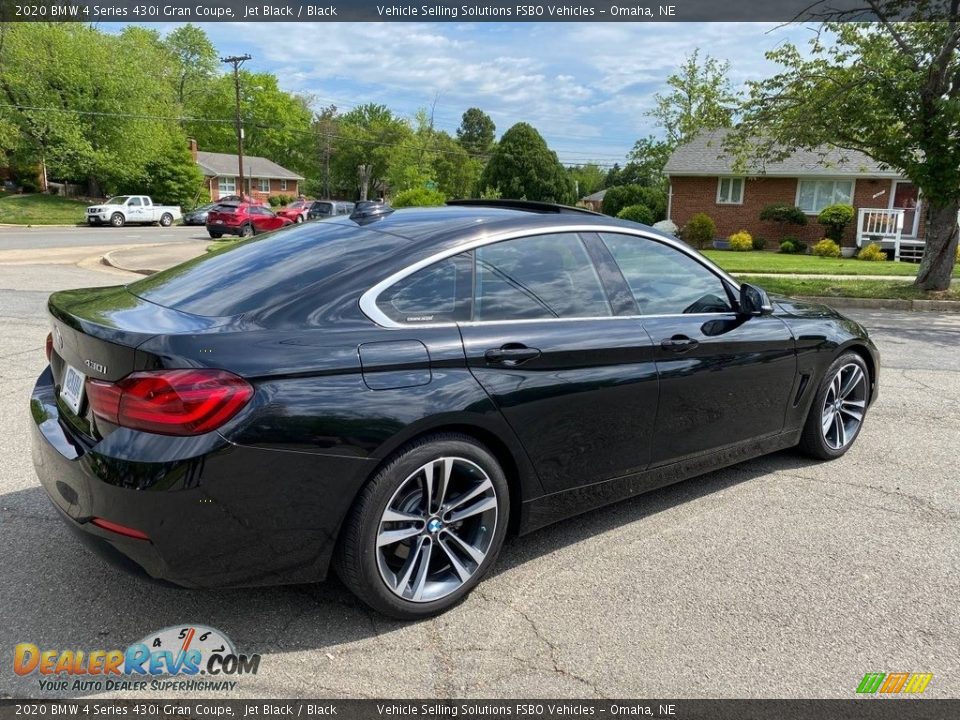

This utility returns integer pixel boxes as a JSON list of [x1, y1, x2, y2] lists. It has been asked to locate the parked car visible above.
[[277, 199, 312, 224], [205, 201, 292, 238], [32, 200, 879, 619], [86, 196, 182, 227], [182, 203, 217, 226], [307, 199, 354, 220], [218, 194, 268, 207]]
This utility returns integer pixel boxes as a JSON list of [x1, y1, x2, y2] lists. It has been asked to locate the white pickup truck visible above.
[[86, 195, 182, 227]]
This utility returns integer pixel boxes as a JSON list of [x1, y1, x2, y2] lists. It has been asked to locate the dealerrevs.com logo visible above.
[[14, 624, 260, 693], [856, 672, 934, 695]]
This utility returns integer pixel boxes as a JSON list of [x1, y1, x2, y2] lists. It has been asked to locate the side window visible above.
[[376, 254, 471, 324], [474, 233, 611, 321], [128, 197, 142, 207], [600, 233, 733, 315]]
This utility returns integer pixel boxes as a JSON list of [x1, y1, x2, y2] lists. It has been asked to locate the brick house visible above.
[[189, 140, 303, 203], [665, 131, 924, 259]]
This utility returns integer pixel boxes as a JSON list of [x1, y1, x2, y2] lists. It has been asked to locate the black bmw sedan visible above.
[[31, 200, 879, 619]]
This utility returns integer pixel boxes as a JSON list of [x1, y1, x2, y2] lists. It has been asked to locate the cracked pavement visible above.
[[0, 258, 957, 699]]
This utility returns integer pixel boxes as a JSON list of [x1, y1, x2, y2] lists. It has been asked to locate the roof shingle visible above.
[[196, 151, 304, 181]]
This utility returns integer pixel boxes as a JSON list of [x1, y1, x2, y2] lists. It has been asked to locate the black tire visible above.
[[798, 351, 871, 460], [334, 433, 510, 620], [159, 213, 173, 227], [207, 230, 223, 239], [295, 215, 304, 223], [239, 223, 255, 238], [110, 213, 125, 228]]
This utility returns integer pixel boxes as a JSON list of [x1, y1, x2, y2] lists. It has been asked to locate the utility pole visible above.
[[221, 53, 252, 198]]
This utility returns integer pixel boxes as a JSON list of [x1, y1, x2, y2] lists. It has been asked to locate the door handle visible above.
[[484, 344, 541, 366], [660, 335, 699, 352]]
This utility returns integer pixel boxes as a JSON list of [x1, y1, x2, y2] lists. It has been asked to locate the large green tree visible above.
[[648, 49, 737, 147], [479, 122, 574, 203], [456, 107, 496, 156], [735, 2, 960, 290], [163, 24, 218, 107], [330, 104, 412, 200]]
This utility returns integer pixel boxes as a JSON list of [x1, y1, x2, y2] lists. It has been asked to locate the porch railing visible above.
[[857, 208, 905, 260]]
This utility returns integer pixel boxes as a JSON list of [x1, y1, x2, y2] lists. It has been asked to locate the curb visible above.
[[795, 295, 960, 313], [101, 243, 171, 276]]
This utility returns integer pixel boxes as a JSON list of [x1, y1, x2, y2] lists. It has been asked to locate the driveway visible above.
[[0, 260, 957, 699]]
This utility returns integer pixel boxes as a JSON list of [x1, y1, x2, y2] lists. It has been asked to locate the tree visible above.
[[432, 131, 482, 198], [647, 49, 737, 147], [330, 104, 412, 200], [567, 163, 606, 198], [479, 122, 574, 203], [601, 185, 667, 220], [735, 3, 960, 290], [456, 107, 496, 156], [625, 136, 672, 186], [163, 24, 218, 106]]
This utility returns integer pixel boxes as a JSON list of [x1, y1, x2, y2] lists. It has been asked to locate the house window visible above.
[[797, 179, 854, 214], [716, 177, 744, 205], [257, 178, 270, 193], [218, 176, 236, 194], [280, 179, 288, 191]]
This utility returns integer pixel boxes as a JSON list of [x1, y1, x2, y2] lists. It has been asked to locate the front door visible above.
[[892, 181, 921, 238], [457, 232, 660, 494], [595, 232, 797, 466]]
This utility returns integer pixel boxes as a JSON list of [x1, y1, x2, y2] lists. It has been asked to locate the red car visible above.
[[276, 199, 311, 224], [206, 202, 293, 238]]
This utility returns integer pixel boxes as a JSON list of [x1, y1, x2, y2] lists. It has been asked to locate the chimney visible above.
[[188, 138, 198, 162]]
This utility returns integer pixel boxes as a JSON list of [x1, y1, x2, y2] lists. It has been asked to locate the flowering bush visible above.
[[857, 243, 887, 261], [812, 239, 842, 258], [728, 230, 754, 251]]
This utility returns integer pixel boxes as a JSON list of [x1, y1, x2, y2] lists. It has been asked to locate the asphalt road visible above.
[[0, 224, 205, 251], [0, 258, 958, 700]]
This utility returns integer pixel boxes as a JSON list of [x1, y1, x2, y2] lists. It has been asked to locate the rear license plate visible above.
[[61, 364, 86, 415], [215, 219, 224, 224]]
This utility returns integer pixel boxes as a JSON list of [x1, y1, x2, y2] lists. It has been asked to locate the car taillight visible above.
[[87, 369, 253, 436], [45, 332, 53, 362]]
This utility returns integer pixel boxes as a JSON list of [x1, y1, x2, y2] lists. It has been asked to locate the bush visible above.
[[779, 240, 797, 254], [760, 202, 808, 227], [601, 184, 667, 220], [857, 243, 887, 261], [682, 213, 716, 249], [782, 236, 807, 254], [616, 204, 655, 225], [817, 204, 855, 242], [728, 230, 754, 251], [268, 196, 282, 208], [392, 187, 447, 208], [751, 236, 768, 251], [812, 238, 842, 258]]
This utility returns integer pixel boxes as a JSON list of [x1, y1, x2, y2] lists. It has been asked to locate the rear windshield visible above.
[[210, 204, 238, 213], [128, 220, 404, 317]]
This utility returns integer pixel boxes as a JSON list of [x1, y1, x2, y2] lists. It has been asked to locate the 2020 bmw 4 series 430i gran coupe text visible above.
[[31, 200, 879, 618]]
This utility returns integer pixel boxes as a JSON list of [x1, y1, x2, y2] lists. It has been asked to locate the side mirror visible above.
[[739, 283, 774, 316]]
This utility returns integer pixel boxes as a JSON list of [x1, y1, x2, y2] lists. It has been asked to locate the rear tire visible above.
[[207, 230, 223, 239], [295, 215, 304, 223], [798, 351, 870, 460], [159, 213, 173, 227], [239, 223, 254, 238], [334, 434, 510, 620], [110, 213, 125, 228]]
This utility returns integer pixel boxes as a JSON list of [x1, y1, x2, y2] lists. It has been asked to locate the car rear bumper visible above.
[[206, 222, 244, 236], [30, 366, 375, 588]]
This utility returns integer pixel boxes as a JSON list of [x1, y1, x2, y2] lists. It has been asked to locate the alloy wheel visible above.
[[376, 457, 498, 603], [821, 363, 867, 450]]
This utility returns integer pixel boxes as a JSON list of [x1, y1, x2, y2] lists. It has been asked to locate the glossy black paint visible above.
[[31, 206, 880, 589]]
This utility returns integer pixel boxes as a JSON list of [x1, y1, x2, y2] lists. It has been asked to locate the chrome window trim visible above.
[[358, 225, 742, 329]]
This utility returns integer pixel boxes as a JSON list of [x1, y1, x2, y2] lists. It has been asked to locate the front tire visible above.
[[334, 434, 510, 619], [798, 352, 870, 460], [159, 213, 173, 227], [110, 213, 125, 228], [239, 223, 254, 238], [295, 214, 304, 223]]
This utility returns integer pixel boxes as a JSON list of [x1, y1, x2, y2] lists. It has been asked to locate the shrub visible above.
[[857, 243, 887, 261], [392, 187, 447, 208], [781, 236, 808, 254], [601, 184, 667, 220], [812, 238, 842, 258], [817, 204, 855, 242], [760, 202, 808, 227], [779, 240, 797, 254], [617, 204, 655, 225], [751, 236, 768, 251], [682, 213, 716, 249], [728, 230, 754, 251], [268, 195, 282, 208]]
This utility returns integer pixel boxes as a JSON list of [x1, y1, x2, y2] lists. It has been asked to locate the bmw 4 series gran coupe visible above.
[[31, 200, 879, 619]]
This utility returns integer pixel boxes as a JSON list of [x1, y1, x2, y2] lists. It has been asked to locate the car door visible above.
[[126, 196, 145, 223], [251, 207, 281, 232], [597, 232, 797, 466], [457, 232, 659, 494]]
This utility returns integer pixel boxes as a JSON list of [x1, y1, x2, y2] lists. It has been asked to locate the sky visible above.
[[156, 21, 819, 167]]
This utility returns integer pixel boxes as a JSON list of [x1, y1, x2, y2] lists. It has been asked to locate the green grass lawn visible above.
[[740, 274, 960, 301], [703, 249, 960, 278], [0, 193, 88, 225]]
